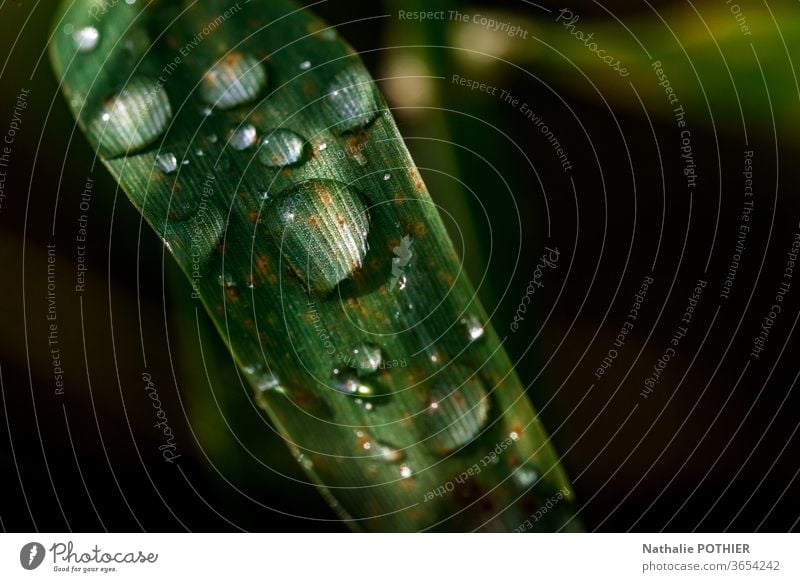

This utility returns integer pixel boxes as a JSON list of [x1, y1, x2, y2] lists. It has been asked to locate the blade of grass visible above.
[[50, 0, 578, 531]]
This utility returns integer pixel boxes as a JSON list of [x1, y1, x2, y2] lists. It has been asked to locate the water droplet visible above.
[[90, 76, 173, 157], [199, 52, 267, 110], [326, 66, 381, 133], [161, 206, 226, 267], [331, 371, 373, 396], [512, 464, 539, 488], [264, 180, 370, 295], [257, 129, 307, 168], [375, 441, 405, 463], [350, 343, 382, 375], [73, 26, 99, 53], [318, 142, 328, 152], [63, 23, 75, 36], [299, 60, 311, 70], [227, 123, 257, 150], [461, 314, 485, 341], [155, 152, 178, 174], [354, 397, 374, 411], [297, 454, 313, 470], [218, 272, 235, 287], [383, 173, 391, 181], [423, 368, 490, 455], [399, 464, 412, 478], [397, 274, 408, 291]]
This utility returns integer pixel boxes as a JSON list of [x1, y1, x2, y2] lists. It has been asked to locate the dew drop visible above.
[[257, 129, 307, 168], [326, 66, 381, 133], [90, 76, 173, 157], [264, 180, 370, 295], [227, 123, 257, 151], [217, 272, 236, 288], [299, 60, 311, 70], [461, 314, 485, 341], [199, 52, 267, 110], [383, 173, 391, 181], [73, 26, 99, 53], [423, 368, 490, 455], [350, 343, 382, 375], [512, 464, 539, 488], [155, 152, 178, 174], [399, 464, 412, 478], [297, 454, 313, 470], [375, 440, 405, 463], [331, 371, 373, 396]]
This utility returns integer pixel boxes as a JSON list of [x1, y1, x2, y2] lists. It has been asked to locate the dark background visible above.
[[1, 0, 799, 532]]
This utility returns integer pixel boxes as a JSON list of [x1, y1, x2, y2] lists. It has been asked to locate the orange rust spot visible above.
[[302, 81, 317, 96], [244, 319, 255, 330], [246, 274, 257, 287], [414, 223, 426, 237], [255, 255, 270, 275], [214, 304, 224, 314], [225, 287, 239, 301], [308, 216, 319, 227], [248, 211, 259, 223], [437, 272, 455, 285]]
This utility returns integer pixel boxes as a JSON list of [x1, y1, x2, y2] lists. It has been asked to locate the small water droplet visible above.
[[297, 454, 313, 470], [155, 152, 178, 174], [218, 272, 235, 288], [227, 123, 257, 150], [201, 106, 214, 117], [264, 180, 370, 295], [399, 464, 412, 478], [375, 441, 405, 463], [318, 142, 328, 151], [354, 397, 374, 411], [73, 26, 99, 53], [331, 371, 373, 396], [383, 173, 391, 181], [91, 76, 173, 157], [326, 66, 381, 133], [461, 314, 485, 341], [423, 368, 490, 455], [299, 60, 311, 70], [397, 274, 408, 291], [512, 464, 539, 488], [199, 52, 267, 110], [63, 23, 75, 36], [350, 343, 382, 375], [257, 129, 307, 168]]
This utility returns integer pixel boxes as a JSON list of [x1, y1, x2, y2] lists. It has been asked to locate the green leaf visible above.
[[50, 0, 578, 531]]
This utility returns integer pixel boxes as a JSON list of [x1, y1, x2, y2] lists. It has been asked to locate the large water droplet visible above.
[[227, 124, 257, 150], [91, 76, 173, 157], [161, 205, 225, 267], [399, 464, 413, 478], [326, 66, 381, 133], [264, 180, 370, 295], [199, 52, 267, 110], [155, 152, 178, 174], [73, 26, 99, 53], [257, 129, 307, 168], [349, 343, 382, 375], [422, 368, 490, 455]]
